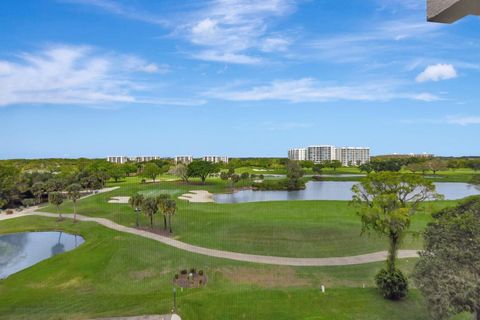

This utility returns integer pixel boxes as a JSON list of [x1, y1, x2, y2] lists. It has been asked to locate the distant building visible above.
[[175, 156, 193, 164], [202, 156, 229, 164], [106, 156, 161, 164], [335, 147, 370, 167], [306, 145, 336, 163], [106, 156, 128, 164], [287, 145, 370, 166], [132, 156, 161, 162], [288, 148, 307, 161], [376, 153, 434, 159]]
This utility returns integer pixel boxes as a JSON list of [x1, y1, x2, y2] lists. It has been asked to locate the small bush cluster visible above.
[[375, 268, 408, 300]]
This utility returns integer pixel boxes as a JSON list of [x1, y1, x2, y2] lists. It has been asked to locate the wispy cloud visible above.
[[60, 0, 168, 26], [205, 78, 439, 103], [178, 0, 296, 64], [446, 115, 480, 126], [0, 45, 202, 107], [415, 63, 457, 82]]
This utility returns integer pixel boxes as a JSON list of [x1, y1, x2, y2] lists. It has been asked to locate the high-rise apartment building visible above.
[[174, 156, 193, 164], [287, 148, 307, 161], [288, 145, 370, 166]]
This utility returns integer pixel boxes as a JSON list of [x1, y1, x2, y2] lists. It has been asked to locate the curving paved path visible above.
[[0, 209, 419, 267]]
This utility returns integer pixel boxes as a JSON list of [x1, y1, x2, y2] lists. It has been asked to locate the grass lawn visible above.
[[39, 177, 458, 258], [1, 216, 472, 320]]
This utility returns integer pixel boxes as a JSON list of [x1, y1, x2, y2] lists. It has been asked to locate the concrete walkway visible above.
[[92, 314, 181, 320], [0, 210, 419, 267]]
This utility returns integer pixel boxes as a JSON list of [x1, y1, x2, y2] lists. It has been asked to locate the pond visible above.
[[0, 232, 84, 279], [214, 181, 480, 203]]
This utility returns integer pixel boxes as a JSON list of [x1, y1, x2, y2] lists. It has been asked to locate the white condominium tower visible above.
[[288, 145, 370, 166], [174, 156, 193, 164], [106, 156, 128, 164], [202, 156, 229, 164], [306, 145, 336, 163], [288, 148, 307, 161], [335, 147, 370, 166]]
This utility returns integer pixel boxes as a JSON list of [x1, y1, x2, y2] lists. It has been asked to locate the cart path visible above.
[[0, 210, 419, 267]]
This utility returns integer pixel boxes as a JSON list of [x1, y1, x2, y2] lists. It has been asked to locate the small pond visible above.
[[214, 181, 480, 203], [0, 232, 84, 279]]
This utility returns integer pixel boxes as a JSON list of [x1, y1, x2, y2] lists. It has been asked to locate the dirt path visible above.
[[0, 210, 419, 267]]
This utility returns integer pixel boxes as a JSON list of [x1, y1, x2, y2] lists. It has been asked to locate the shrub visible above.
[[5, 209, 14, 215], [198, 270, 204, 276], [375, 268, 408, 300], [190, 267, 196, 274], [180, 269, 187, 275], [174, 274, 179, 279], [141, 179, 146, 184]]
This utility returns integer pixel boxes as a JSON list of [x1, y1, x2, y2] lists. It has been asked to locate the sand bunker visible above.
[[178, 190, 214, 203], [108, 196, 131, 204]]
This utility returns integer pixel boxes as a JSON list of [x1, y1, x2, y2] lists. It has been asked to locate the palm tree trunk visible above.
[[163, 215, 167, 230], [57, 206, 62, 219], [150, 215, 153, 228], [135, 210, 139, 227], [475, 308, 480, 320], [169, 214, 172, 233]]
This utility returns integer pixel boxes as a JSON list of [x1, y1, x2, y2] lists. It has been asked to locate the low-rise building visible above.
[[202, 156, 229, 164], [106, 156, 128, 164], [174, 156, 193, 164]]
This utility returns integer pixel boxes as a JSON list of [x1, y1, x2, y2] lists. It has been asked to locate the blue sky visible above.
[[0, 0, 479, 158]]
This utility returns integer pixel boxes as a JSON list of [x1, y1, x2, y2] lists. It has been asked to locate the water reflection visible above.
[[214, 181, 480, 203], [0, 232, 84, 279]]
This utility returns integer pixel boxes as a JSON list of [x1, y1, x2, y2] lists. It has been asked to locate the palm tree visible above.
[[128, 194, 144, 227], [156, 194, 171, 230], [48, 192, 65, 220], [66, 183, 82, 222], [165, 199, 177, 233], [141, 197, 158, 229]]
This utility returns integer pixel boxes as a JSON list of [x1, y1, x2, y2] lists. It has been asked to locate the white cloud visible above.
[[180, 0, 296, 63], [205, 78, 435, 103], [416, 64, 457, 82], [0, 45, 200, 107], [446, 116, 480, 126], [413, 92, 442, 102]]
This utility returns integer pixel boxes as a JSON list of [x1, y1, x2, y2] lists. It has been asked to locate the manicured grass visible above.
[[39, 178, 457, 258], [2, 216, 471, 320]]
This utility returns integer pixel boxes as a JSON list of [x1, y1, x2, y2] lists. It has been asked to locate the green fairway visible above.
[[38, 177, 458, 258], [1, 215, 471, 320]]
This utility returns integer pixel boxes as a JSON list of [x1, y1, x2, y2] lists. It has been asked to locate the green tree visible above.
[[109, 165, 125, 182], [156, 194, 171, 230], [426, 159, 448, 175], [48, 192, 65, 220], [66, 183, 82, 222], [21, 198, 35, 208], [351, 172, 442, 300], [187, 161, 220, 184], [312, 163, 325, 174], [220, 171, 230, 181], [358, 163, 373, 173], [169, 164, 189, 183], [329, 160, 342, 172], [285, 160, 304, 190], [141, 163, 161, 183], [230, 174, 240, 187], [141, 197, 158, 228], [165, 199, 177, 233], [413, 197, 480, 320], [240, 172, 250, 180], [128, 193, 144, 227], [31, 181, 46, 204]]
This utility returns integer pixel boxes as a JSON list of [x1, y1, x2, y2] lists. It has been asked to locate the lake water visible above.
[[214, 181, 480, 203], [0, 232, 84, 279]]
